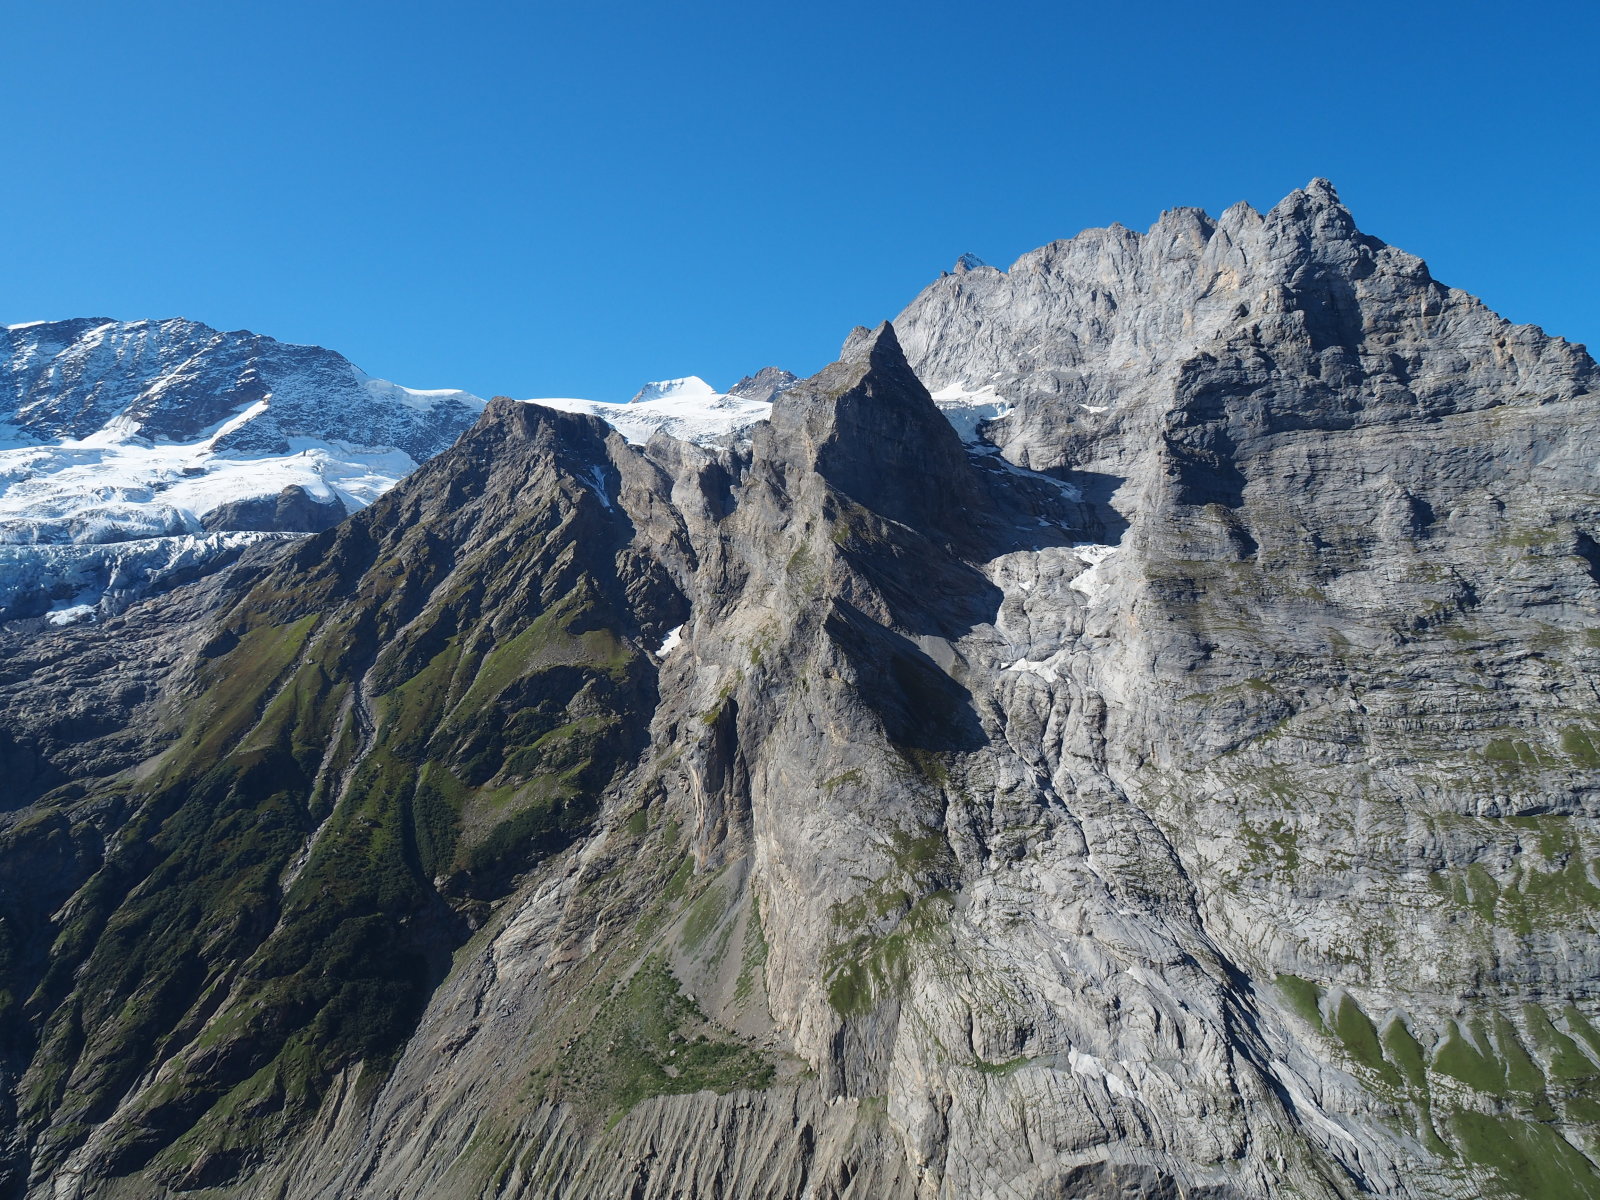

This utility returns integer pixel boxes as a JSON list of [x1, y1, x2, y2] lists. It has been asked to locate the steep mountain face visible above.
[[0, 317, 483, 625], [0, 182, 1596, 1200]]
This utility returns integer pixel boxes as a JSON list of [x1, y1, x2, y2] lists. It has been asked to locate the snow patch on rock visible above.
[[930, 381, 1012, 443]]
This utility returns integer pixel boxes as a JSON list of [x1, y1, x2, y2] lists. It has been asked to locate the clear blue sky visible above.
[[2, 0, 1595, 401]]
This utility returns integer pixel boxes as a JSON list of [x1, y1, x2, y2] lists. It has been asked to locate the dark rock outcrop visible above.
[[200, 485, 348, 534]]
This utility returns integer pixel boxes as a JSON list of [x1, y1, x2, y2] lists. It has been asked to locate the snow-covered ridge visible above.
[[0, 312, 1016, 627], [1, 316, 484, 453], [527, 376, 772, 446], [0, 426, 419, 547], [529, 371, 1002, 448], [628, 376, 718, 406]]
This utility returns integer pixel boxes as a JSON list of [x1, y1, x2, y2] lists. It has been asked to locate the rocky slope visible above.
[[0, 181, 1596, 1200]]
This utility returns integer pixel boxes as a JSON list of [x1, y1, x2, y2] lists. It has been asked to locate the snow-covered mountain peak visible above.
[[1, 316, 483, 455], [518, 372, 776, 447], [0, 317, 486, 625], [627, 376, 718, 405]]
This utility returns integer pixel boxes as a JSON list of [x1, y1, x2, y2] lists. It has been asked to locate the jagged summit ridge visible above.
[[0, 316, 482, 453], [894, 178, 1595, 465], [766, 320, 977, 541], [727, 366, 798, 404]]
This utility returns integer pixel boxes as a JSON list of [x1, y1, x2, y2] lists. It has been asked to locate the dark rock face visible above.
[[200, 485, 348, 534], [0, 183, 1597, 1200], [765, 323, 982, 545]]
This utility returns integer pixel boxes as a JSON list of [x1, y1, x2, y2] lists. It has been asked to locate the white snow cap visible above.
[[629, 376, 718, 405], [527, 380, 771, 448]]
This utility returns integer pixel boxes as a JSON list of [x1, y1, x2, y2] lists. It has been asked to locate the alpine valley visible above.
[[0, 180, 1597, 1200]]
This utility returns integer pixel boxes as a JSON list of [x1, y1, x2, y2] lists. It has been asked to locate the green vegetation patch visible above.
[[13, 547, 653, 1179], [1560, 725, 1600, 768], [825, 888, 954, 1017], [1432, 1016, 1546, 1098], [1450, 1110, 1600, 1200], [549, 956, 773, 1124], [1482, 738, 1559, 769], [1524, 1005, 1597, 1084], [1562, 1006, 1600, 1063], [1428, 819, 1600, 937], [1382, 1019, 1428, 1090], [822, 823, 959, 1017], [1275, 974, 1326, 1032], [733, 895, 770, 1003], [681, 877, 730, 952], [1331, 994, 1400, 1087], [1434, 1020, 1505, 1093]]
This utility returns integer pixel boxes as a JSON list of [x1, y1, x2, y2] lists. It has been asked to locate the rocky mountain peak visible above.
[[836, 319, 908, 367], [726, 366, 797, 404], [1, 182, 1598, 1200], [767, 321, 977, 540], [0, 316, 485, 627]]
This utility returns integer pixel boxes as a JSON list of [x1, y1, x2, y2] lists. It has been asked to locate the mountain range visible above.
[[0, 180, 1596, 1200], [0, 323, 799, 627]]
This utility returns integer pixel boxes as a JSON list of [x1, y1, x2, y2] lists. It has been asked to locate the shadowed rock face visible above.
[[0, 183, 1598, 1200]]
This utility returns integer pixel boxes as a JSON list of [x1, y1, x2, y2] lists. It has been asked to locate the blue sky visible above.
[[2, 0, 1595, 401]]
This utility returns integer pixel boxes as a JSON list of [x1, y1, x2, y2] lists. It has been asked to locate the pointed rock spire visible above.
[[768, 321, 979, 541], [1268, 176, 1356, 226], [838, 320, 909, 367]]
